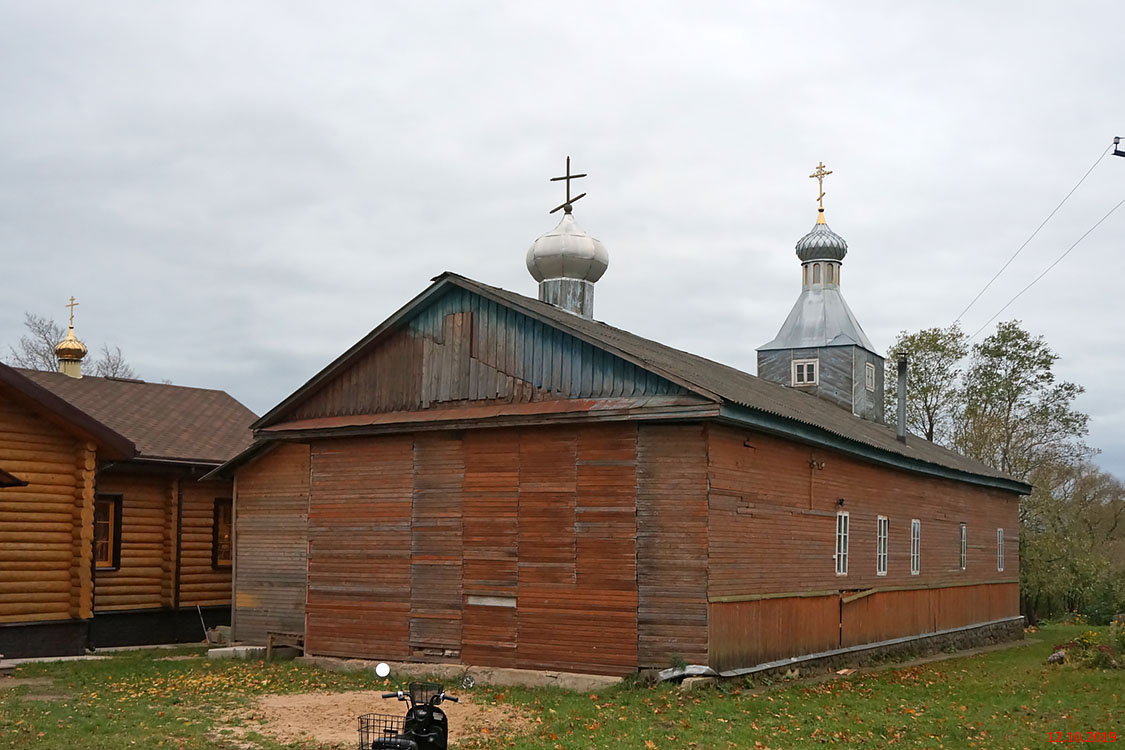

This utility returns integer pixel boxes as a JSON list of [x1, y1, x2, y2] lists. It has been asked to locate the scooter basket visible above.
[[358, 712, 407, 748]]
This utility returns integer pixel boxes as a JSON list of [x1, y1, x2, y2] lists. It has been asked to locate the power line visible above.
[[968, 197, 1125, 341], [953, 143, 1113, 323]]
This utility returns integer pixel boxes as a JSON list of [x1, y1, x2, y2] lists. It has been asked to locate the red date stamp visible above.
[[1048, 732, 1117, 743]]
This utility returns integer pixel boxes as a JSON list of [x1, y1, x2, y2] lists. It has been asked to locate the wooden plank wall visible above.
[[179, 481, 232, 607], [709, 596, 840, 672], [706, 424, 1021, 670], [299, 423, 644, 675], [0, 392, 91, 623], [636, 424, 709, 668], [233, 442, 310, 643], [287, 287, 686, 421], [306, 435, 413, 659]]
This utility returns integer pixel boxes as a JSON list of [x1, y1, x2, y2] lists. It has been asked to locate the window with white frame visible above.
[[793, 359, 818, 386], [865, 362, 876, 391], [835, 511, 849, 575], [960, 523, 967, 571], [997, 528, 1004, 572], [910, 519, 921, 575], [876, 515, 888, 576]]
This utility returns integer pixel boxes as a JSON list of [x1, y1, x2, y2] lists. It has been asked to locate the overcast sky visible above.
[[2, 2, 1122, 476]]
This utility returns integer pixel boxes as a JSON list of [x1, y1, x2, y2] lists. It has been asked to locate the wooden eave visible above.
[[0, 364, 136, 460], [252, 273, 722, 430]]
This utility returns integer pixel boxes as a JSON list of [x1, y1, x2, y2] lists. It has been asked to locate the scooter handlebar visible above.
[[381, 692, 399, 699], [443, 695, 459, 703]]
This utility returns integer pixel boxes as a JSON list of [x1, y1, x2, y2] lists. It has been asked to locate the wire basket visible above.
[[358, 713, 406, 748], [408, 682, 442, 706]]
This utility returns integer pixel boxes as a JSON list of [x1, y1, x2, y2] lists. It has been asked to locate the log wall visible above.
[[0, 392, 92, 624], [234, 442, 310, 643], [179, 481, 232, 607], [94, 473, 171, 611]]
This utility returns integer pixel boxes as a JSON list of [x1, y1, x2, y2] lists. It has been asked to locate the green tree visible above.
[[955, 321, 1089, 481], [885, 324, 968, 442]]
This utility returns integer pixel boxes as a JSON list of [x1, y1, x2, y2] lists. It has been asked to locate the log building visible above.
[[0, 312, 255, 657], [217, 165, 1029, 676]]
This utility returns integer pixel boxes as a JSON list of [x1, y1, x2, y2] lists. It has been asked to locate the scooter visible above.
[[359, 681, 458, 750]]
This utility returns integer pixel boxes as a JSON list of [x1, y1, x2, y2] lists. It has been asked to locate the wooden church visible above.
[[0, 309, 256, 657], [216, 163, 1029, 676]]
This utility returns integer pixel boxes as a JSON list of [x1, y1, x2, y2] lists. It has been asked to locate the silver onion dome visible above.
[[795, 211, 848, 262], [526, 212, 609, 283]]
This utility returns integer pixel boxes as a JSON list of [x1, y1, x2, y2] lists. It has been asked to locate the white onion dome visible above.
[[795, 210, 848, 262], [54, 327, 88, 361], [526, 212, 609, 283]]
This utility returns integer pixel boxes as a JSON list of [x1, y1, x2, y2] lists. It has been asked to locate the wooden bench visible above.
[[265, 631, 305, 660]]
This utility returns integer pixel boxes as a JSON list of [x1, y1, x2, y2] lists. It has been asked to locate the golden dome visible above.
[[55, 326, 88, 361]]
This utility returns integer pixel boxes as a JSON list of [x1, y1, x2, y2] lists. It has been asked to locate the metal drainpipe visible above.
[[896, 354, 908, 443]]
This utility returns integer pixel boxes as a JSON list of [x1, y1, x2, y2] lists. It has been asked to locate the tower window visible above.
[[792, 359, 818, 385], [826, 264, 835, 284], [803, 265, 809, 286], [865, 362, 876, 391], [813, 264, 821, 283]]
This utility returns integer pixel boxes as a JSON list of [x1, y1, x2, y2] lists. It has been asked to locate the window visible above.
[[93, 494, 122, 570], [835, 511, 849, 575], [813, 264, 822, 283], [960, 523, 967, 571], [865, 362, 876, 391], [876, 515, 889, 576], [826, 264, 835, 284], [803, 265, 809, 286], [997, 528, 1004, 572], [212, 498, 233, 568], [792, 359, 818, 386], [910, 519, 921, 575]]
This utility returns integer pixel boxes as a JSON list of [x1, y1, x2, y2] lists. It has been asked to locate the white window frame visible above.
[[960, 523, 967, 571], [792, 358, 818, 386], [997, 528, 1004, 572], [865, 362, 876, 391], [835, 511, 849, 575], [876, 515, 888, 576], [910, 519, 921, 575]]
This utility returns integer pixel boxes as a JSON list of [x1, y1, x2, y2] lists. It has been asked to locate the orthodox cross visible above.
[[809, 161, 833, 210], [65, 296, 79, 327], [549, 156, 588, 214]]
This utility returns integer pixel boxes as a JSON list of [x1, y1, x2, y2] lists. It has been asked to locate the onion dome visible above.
[[55, 326, 88, 361], [526, 211, 609, 283], [795, 209, 848, 262]]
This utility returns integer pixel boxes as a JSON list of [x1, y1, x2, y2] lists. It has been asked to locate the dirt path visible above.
[[230, 689, 534, 747]]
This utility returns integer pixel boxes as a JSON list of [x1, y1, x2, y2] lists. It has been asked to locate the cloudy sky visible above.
[[2, 2, 1122, 476]]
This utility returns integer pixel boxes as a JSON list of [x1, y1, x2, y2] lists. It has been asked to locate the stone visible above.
[[680, 676, 716, 691]]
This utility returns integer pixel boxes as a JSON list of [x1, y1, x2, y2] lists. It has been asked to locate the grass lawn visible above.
[[0, 624, 1119, 750]]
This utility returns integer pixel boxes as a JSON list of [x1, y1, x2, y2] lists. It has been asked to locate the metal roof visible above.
[[757, 286, 877, 352]]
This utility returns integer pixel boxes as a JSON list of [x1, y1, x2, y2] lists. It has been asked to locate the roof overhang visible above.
[[0, 468, 28, 488], [0, 364, 136, 460]]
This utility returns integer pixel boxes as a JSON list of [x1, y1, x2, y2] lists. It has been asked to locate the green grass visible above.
[[1, 626, 1120, 750]]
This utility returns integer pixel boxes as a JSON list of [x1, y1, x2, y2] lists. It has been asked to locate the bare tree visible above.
[[90, 344, 137, 379], [8, 313, 65, 371], [6, 313, 138, 378]]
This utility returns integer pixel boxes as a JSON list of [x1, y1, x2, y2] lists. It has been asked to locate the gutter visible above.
[[657, 616, 1026, 681]]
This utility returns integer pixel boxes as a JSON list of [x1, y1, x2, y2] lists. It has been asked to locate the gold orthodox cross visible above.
[[549, 156, 588, 214], [809, 161, 833, 210], [66, 296, 79, 327]]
